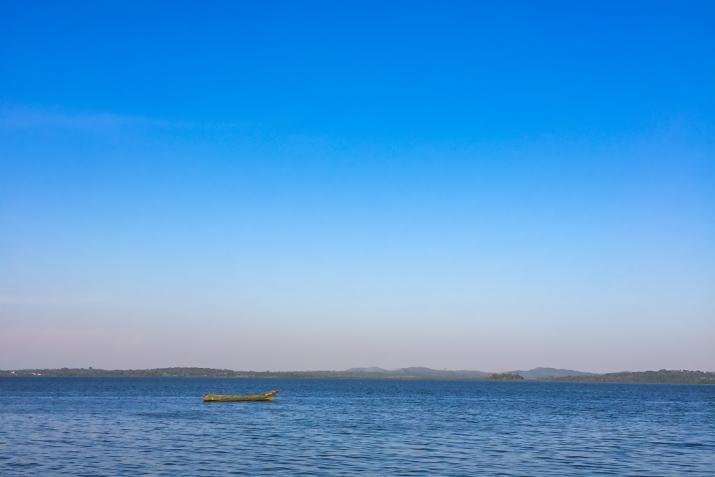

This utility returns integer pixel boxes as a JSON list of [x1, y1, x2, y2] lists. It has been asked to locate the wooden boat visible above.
[[202, 389, 279, 402]]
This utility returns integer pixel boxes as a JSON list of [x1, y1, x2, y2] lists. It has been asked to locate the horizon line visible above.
[[3, 365, 714, 374]]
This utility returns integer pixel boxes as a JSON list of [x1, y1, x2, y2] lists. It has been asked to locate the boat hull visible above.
[[202, 390, 279, 402]]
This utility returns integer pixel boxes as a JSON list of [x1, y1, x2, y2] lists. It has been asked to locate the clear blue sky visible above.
[[1, 1, 713, 371]]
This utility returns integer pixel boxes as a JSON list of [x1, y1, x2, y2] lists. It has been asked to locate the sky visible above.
[[1, 1, 714, 372]]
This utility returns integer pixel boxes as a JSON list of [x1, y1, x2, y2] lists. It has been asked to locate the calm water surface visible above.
[[1, 378, 713, 476]]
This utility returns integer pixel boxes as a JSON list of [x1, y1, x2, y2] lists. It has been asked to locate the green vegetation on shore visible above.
[[551, 370, 715, 385], [487, 373, 525, 381], [1, 367, 713, 384]]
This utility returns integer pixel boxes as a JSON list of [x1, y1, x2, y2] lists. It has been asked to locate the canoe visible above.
[[202, 389, 279, 402]]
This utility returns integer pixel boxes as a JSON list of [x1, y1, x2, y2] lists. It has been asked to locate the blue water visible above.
[[1, 378, 713, 476]]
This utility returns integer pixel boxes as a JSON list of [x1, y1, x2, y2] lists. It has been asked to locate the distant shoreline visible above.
[[2, 367, 713, 384]]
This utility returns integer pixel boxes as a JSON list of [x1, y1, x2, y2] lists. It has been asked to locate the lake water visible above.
[[1, 378, 713, 476]]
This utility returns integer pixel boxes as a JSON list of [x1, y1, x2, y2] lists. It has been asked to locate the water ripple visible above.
[[1, 378, 714, 476]]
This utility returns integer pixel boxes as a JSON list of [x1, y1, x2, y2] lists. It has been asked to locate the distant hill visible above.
[[397, 367, 490, 379], [346, 367, 389, 373], [347, 367, 489, 379], [0, 366, 490, 380], [1, 367, 713, 384], [511, 367, 595, 380]]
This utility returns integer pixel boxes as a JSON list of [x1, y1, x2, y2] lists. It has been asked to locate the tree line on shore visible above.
[[1, 367, 713, 384]]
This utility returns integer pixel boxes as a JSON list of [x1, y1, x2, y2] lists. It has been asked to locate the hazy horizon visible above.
[[5, 364, 714, 374], [2, 1, 714, 372]]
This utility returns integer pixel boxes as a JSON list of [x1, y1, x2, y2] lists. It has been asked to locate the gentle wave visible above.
[[1, 378, 714, 476]]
